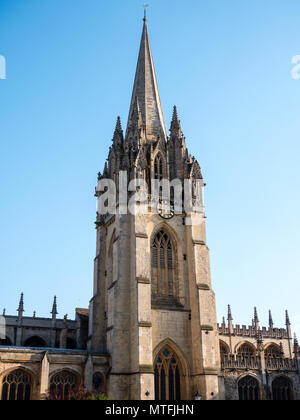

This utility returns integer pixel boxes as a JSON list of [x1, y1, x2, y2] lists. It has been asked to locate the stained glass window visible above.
[[154, 347, 181, 401], [1, 370, 32, 401]]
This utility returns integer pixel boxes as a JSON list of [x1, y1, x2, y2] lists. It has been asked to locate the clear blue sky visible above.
[[0, 0, 299, 336]]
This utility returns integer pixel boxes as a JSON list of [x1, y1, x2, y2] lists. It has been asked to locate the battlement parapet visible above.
[[217, 324, 288, 339], [221, 355, 298, 372]]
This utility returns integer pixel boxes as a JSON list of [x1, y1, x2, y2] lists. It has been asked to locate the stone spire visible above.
[[126, 17, 167, 142], [170, 106, 182, 138], [17, 293, 24, 318], [268, 310, 273, 329]]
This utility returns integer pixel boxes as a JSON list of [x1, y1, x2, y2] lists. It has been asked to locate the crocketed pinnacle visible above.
[[227, 305, 233, 321], [17, 293, 24, 317], [170, 105, 182, 138], [51, 296, 58, 316], [285, 310, 291, 327], [269, 310, 273, 329], [112, 116, 124, 146]]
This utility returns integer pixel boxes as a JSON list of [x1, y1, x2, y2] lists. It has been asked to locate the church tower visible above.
[[89, 16, 221, 400]]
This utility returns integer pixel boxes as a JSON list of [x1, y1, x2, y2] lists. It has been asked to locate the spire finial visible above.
[[51, 296, 58, 316], [103, 161, 108, 177], [17, 293, 24, 317], [171, 106, 179, 126], [285, 310, 291, 326], [227, 305, 233, 321], [116, 115, 121, 128], [170, 105, 183, 138], [254, 307, 259, 325], [143, 4, 149, 22], [112, 116, 124, 146], [269, 310, 273, 329]]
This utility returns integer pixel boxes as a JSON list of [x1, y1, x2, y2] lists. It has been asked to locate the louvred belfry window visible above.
[[152, 230, 174, 298], [154, 155, 163, 180]]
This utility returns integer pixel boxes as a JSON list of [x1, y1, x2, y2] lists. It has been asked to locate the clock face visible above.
[[157, 200, 174, 220]]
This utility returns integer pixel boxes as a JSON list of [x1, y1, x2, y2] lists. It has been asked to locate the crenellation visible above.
[[219, 321, 290, 341]]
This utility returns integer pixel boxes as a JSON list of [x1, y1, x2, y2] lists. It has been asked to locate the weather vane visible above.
[[143, 4, 149, 20]]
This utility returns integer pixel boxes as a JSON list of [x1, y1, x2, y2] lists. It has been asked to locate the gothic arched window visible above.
[[154, 347, 182, 401], [237, 343, 256, 364], [24, 336, 46, 348], [265, 344, 280, 361], [66, 338, 77, 349], [154, 154, 163, 180], [49, 371, 80, 401], [238, 376, 260, 401], [0, 370, 32, 401], [0, 337, 12, 346], [220, 341, 229, 361], [152, 230, 175, 300], [272, 377, 293, 401]]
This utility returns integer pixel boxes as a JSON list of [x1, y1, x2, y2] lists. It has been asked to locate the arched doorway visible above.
[[0, 369, 33, 401], [154, 346, 183, 401], [272, 377, 293, 400], [238, 375, 260, 401]]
